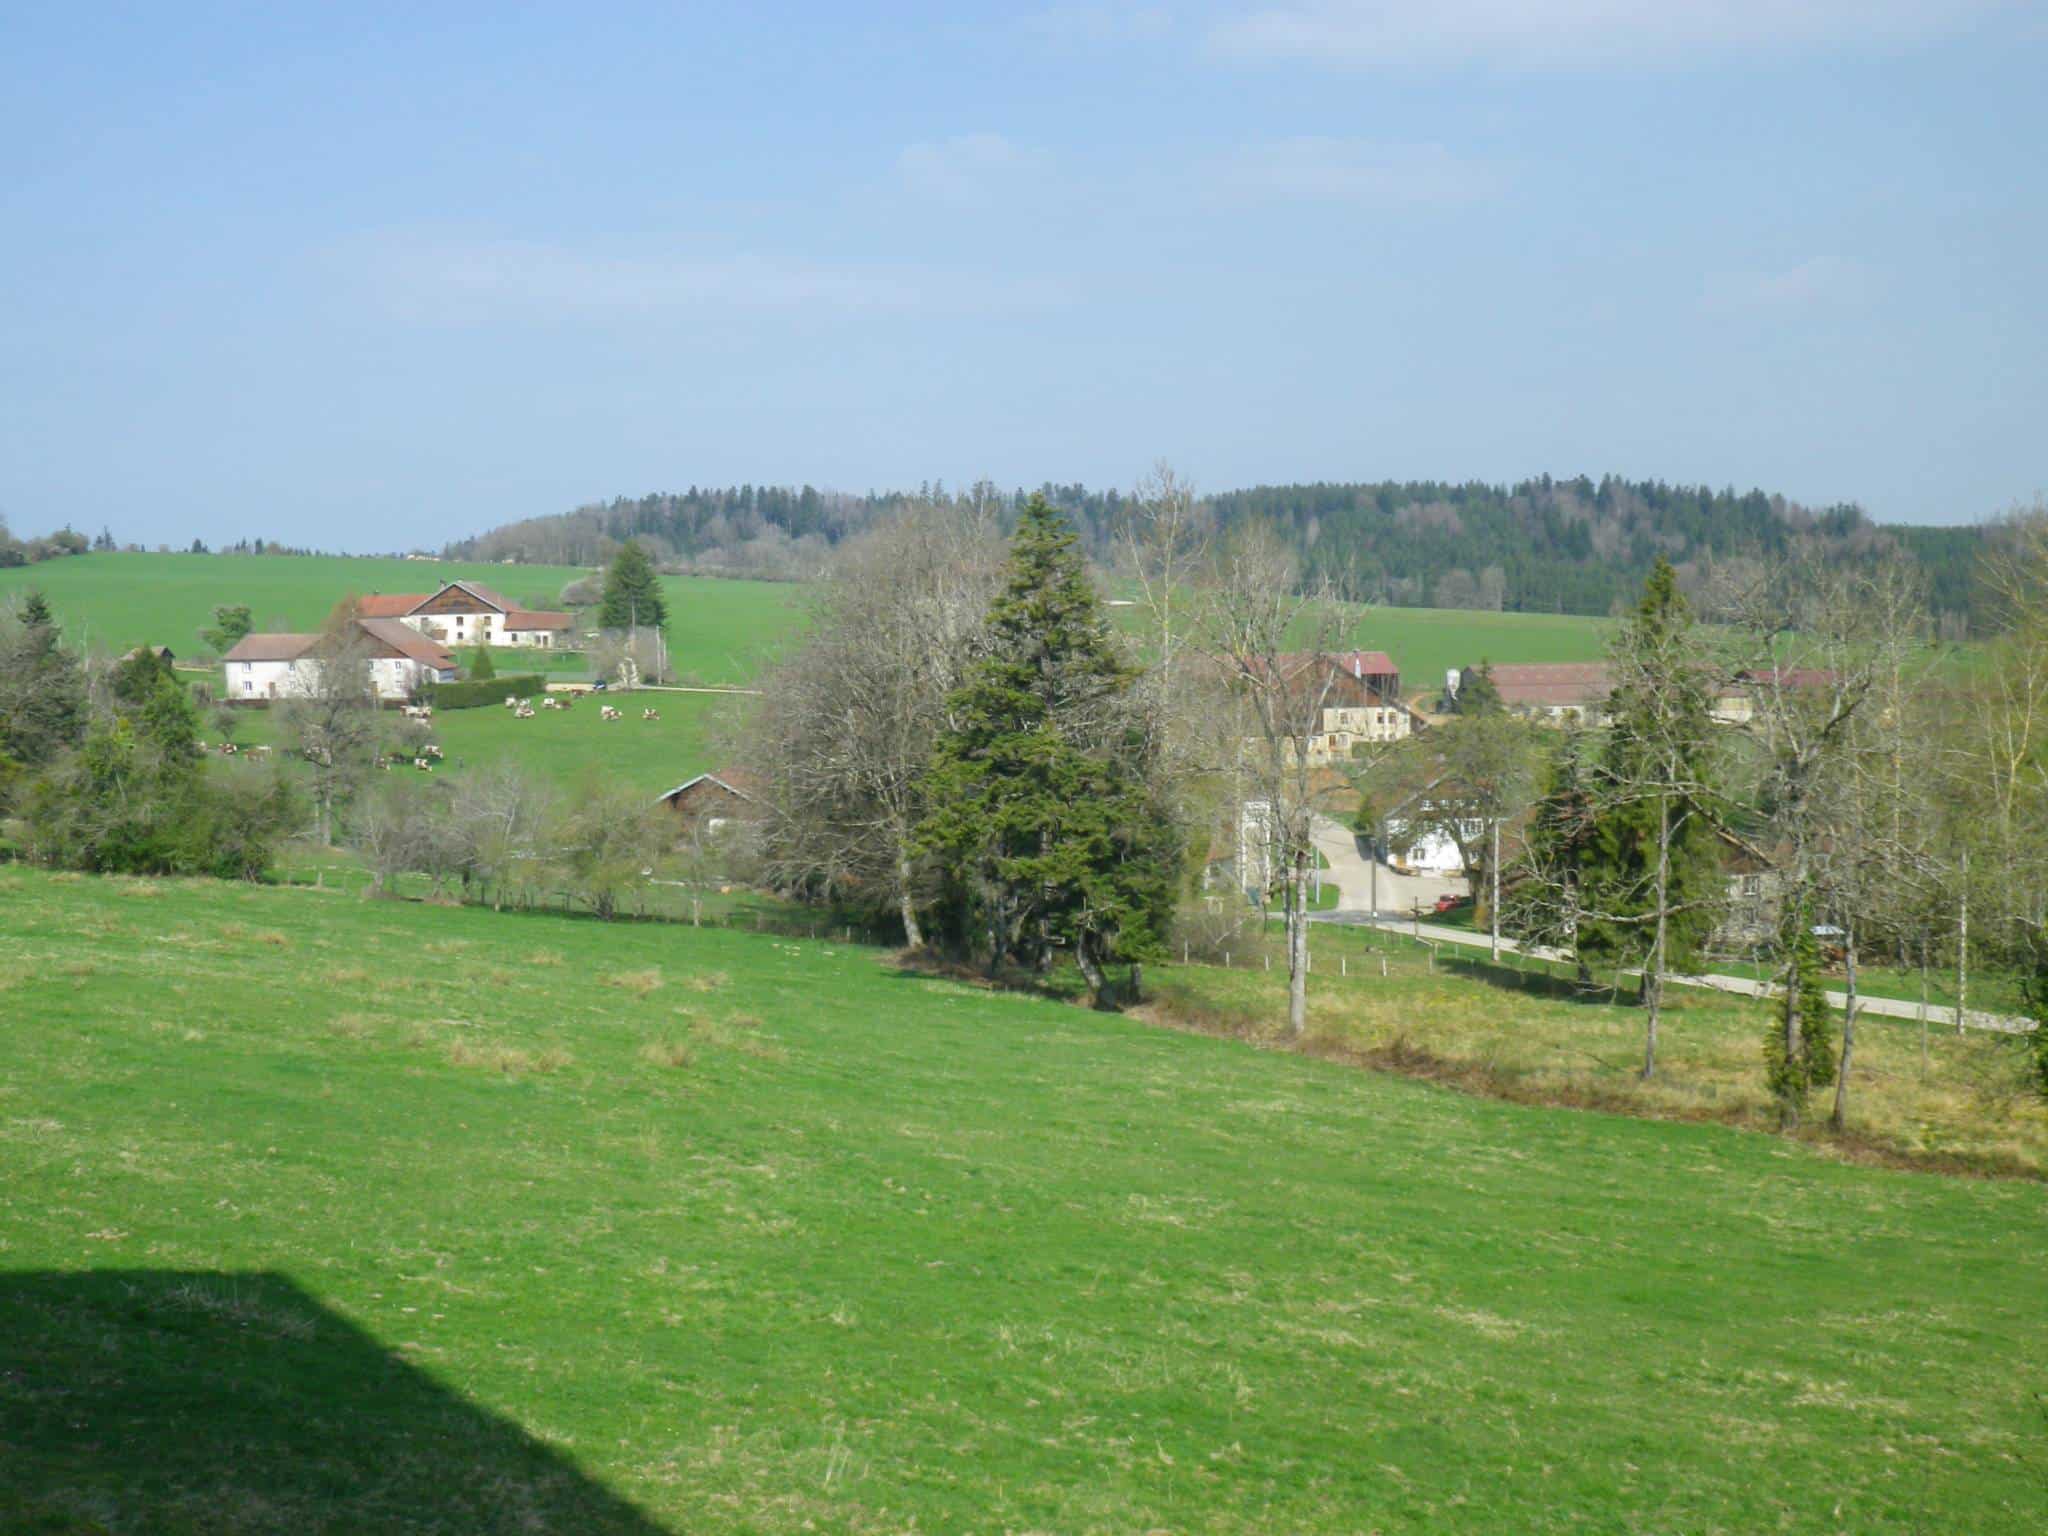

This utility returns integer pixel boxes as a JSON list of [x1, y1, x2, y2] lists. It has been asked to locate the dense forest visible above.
[[444, 475, 1994, 632]]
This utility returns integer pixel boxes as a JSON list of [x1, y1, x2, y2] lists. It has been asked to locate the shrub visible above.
[[424, 674, 550, 710]]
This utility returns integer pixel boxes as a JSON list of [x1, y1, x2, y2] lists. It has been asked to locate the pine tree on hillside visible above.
[[918, 497, 1179, 1007], [1574, 557, 1727, 1076], [598, 541, 668, 633], [1764, 900, 1838, 1111], [1455, 660, 1504, 715]]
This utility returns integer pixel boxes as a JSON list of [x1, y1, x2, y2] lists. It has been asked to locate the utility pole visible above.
[[1489, 816, 1502, 963]]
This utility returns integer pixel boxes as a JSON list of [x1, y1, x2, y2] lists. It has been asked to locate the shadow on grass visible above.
[[0, 1269, 667, 1535], [1439, 952, 1635, 1008]]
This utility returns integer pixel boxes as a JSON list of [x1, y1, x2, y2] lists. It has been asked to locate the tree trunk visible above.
[[1831, 920, 1858, 1132], [897, 852, 925, 950], [1488, 816, 1502, 964], [1918, 939, 1930, 1078], [1075, 932, 1115, 1010], [1955, 868, 1969, 1034], [1127, 960, 1143, 1006], [1643, 794, 1670, 1080], [1286, 849, 1309, 1038]]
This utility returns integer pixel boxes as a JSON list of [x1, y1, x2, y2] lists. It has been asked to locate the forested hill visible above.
[[444, 475, 1989, 630]]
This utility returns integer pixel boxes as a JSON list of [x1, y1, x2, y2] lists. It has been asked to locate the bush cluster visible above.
[[424, 674, 552, 710]]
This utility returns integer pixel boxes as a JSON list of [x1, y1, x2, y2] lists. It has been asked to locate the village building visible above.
[[1452, 662, 1615, 727], [1374, 780, 1488, 876], [222, 618, 457, 702], [356, 580, 573, 648], [655, 770, 762, 834], [1242, 649, 1414, 765]]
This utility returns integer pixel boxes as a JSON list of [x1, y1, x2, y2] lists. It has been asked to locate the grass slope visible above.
[[3, 867, 2045, 1533], [0, 552, 800, 686], [1340, 605, 1611, 694], [226, 689, 741, 797]]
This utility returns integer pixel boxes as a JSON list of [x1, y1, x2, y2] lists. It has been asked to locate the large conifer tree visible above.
[[918, 497, 1178, 1006], [597, 540, 668, 633], [1575, 557, 1726, 1073]]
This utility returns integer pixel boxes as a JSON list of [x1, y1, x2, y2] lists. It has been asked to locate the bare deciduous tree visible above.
[[282, 608, 383, 846], [745, 500, 1005, 945], [1203, 521, 1351, 1039]]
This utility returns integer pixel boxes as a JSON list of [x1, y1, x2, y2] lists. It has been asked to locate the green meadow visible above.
[[0, 552, 801, 687], [227, 688, 743, 797], [2, 866, 2045, 1533]]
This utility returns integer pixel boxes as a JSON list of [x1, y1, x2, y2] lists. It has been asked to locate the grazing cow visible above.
[[642, 708, 660, 722], [505, 695, 520, 708], [515, 705, 537, 719], [600, 705, 623, 721], [424, 744, 443, 758]]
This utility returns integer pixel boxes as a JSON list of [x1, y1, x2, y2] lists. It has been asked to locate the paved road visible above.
[[1313, 909, 2033, 1036], [1309, 814, 1466, 916]]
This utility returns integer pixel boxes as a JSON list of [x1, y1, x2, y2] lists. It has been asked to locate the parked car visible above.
[[1433, 894, 1467, 915]]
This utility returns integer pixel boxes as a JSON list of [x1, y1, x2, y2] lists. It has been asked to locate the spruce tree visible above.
[[469, 645, 496, 681], [918, 497, 1178, 1006], [1764, 900, 1838, 1112], [1455, 659, 1505, 715], [598, 541, 668, 633], [1575, 558, 1726, 1074]]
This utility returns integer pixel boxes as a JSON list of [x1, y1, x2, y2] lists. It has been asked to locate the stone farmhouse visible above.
[[1449, 662, 1834, 728], [1452, 662, 1617, 726], [223, 618, 457, 702], [1245, 649, 1414, 765], [357, 580, 573, 649]]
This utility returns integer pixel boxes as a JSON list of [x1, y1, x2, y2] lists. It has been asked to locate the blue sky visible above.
[[5, 2, 2043, 549]]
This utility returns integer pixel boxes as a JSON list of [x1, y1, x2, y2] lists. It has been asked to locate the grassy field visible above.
[[1337, 605, 1610, 695], [224, 689, 746, 797], [4, 866, 2046, 1533], [0, 552, 801, 686], [1168, 921, 2048, 1177]]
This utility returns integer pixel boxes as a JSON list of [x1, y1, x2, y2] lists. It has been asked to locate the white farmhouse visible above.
[[358, 580, 574, 649], [224, 619, 458, 702]]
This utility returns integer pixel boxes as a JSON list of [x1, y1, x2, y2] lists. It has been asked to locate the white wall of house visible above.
[[1382, 814, 1481, 875], [402, 611, 560, 648], [228, 658, 318, 700], [227, 656, 447, 702]]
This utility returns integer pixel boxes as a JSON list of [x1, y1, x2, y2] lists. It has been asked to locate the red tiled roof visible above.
[[1328, 649, 1397, 678], [1478, 663, 1615, 708], [224, 633, 318, 663], [502, 608, 572, 631], [357, 617, 456, 669], [356, 593, 426, 618], [448, 580, 517, 612]]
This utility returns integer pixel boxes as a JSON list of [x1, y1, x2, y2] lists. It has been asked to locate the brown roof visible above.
[[503, 608, 573, 631], [1328, 649, 1397, 679], [357, 617, 456, 669], [448, 579, 517, 612], [1477, 662, 1614, 709], [656, 768, 762, 806], [356, 593, 427, 617], [224, 633, 319, 663]]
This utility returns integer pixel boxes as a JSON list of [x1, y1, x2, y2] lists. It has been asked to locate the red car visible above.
[[1433, 894, 1466, 915]]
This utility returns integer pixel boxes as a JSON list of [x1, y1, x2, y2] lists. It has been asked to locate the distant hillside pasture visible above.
[[224, 687, 743, 796], [0, 552, 801, 686], [1, 866, 2044, 1533], [1336, 604, 1610, 694]]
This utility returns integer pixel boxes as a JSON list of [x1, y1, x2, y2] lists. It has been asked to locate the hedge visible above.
[[423, 674, 553, 710]]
